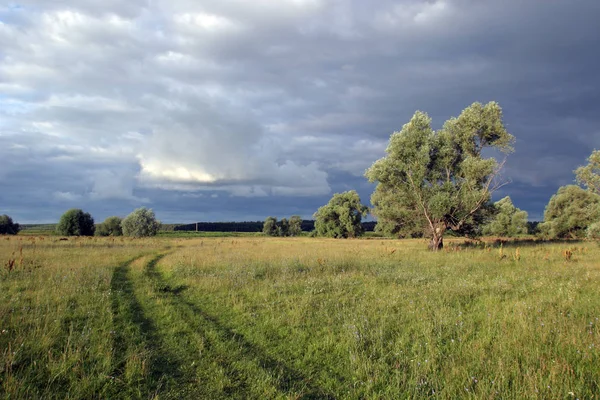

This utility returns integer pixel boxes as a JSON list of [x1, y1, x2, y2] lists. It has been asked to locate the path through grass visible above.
[[2, 236, 600, 398]]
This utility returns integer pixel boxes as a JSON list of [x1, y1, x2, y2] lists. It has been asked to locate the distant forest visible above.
[[163, 220, 377, 233]]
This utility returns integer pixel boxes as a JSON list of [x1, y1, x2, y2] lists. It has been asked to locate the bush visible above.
[[96, 216, 123, 236], [56, 209, 95, 236], [0, 214, 20, 235], [121, 208, 160, 237]]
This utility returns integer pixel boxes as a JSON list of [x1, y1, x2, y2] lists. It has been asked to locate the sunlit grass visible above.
[[1, 235, 599, 398]]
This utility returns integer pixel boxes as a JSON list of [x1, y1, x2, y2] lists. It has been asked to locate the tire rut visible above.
[[109, 253, 183, 398], [143, 253, 335, 400]]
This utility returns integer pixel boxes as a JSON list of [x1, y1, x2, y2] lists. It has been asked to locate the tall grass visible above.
[[1, 236, 599, 398]]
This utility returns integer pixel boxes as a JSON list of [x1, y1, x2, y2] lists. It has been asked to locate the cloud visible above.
[[1, 0, 600, 222], [53, 191, 83, 202]]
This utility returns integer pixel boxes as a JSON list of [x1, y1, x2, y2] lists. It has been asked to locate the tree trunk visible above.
[[428, 225, 445, 251], [429, 234, 444, 251]]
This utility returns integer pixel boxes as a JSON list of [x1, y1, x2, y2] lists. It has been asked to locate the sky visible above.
[[1, 0, 599, 223]]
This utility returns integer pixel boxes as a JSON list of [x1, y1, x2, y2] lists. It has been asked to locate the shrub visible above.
[[0, 214, 20, 235], [121, 208, 160, 237], [56, 209, 95, 236]]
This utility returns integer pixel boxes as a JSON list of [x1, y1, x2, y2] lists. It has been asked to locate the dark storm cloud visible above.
[[1, 0, 599, 223]]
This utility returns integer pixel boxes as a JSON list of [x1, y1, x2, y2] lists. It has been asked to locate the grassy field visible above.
[[1, 236, 599, 399]]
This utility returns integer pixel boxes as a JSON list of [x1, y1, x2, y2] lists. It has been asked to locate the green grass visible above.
[[1, 236, 599, 398]]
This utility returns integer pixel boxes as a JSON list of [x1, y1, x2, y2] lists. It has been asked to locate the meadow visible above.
[[1, 235, 599, 399]]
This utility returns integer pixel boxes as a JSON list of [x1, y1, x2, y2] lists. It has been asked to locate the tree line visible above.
[[2, 102, 599, 247], [2, 207, 163, 238]]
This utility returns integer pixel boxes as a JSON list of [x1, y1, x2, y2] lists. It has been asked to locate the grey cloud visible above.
[[1, 0, 600, 222]]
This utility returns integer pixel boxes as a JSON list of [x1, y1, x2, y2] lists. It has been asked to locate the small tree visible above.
[[482, 196, 528, 237], [0, 214, 20, 235], [96, 216, 123, 237], [121, 208, 160, 237], [575, 149, 600, 195], [56, 209, 95, 236], [279, 218, 289, 237], [314, 190, 368, 238], [262, 216, 278, 236], [366, 102, 514, 250], [288, 215, 303, 236], [539, 185, 600, 239]]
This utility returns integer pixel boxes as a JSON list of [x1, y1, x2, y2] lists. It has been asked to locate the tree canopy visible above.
[[575, 149, 600, 195], [371, 184, 425, 238], [0, 214, 20, 235], [365, 101, 514, 250], [482, 196, 528, 237], [56, 209, 95, 236], [539, 185, 600, 239], [313, 190, 368, 238], [96, 216, 123, 236], [121, 208, 160, 237]]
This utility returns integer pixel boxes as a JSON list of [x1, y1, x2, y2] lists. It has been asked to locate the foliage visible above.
[[262, 217, 278, 236], [288, 215, 303, 236], [371, 185, 425, 238], [575, 149, 600, 194], [313, 190, 368, 238], [56, 209, 95, 236], [482, 196, 528, 237], [526, 221, 541, 235], [586, 222, 600, 240], [279, 218, 289, 237], [0, 214, 20, 235], [366, 102, 514, 250], [539, 185, 600, 239], [96, 216, 123, 237], [121, 208, 160, 237], [263, 216, 305, 237]]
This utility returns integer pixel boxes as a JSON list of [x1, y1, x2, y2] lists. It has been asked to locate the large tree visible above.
[[539, 185, 600, 239], [482, 196, 528, 237], [56, 209, 95, 236], [575, 149, 600, 195], [313, 190, 368, 238], [0, 214, 20, 235], [366, 102, 514, 250]]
